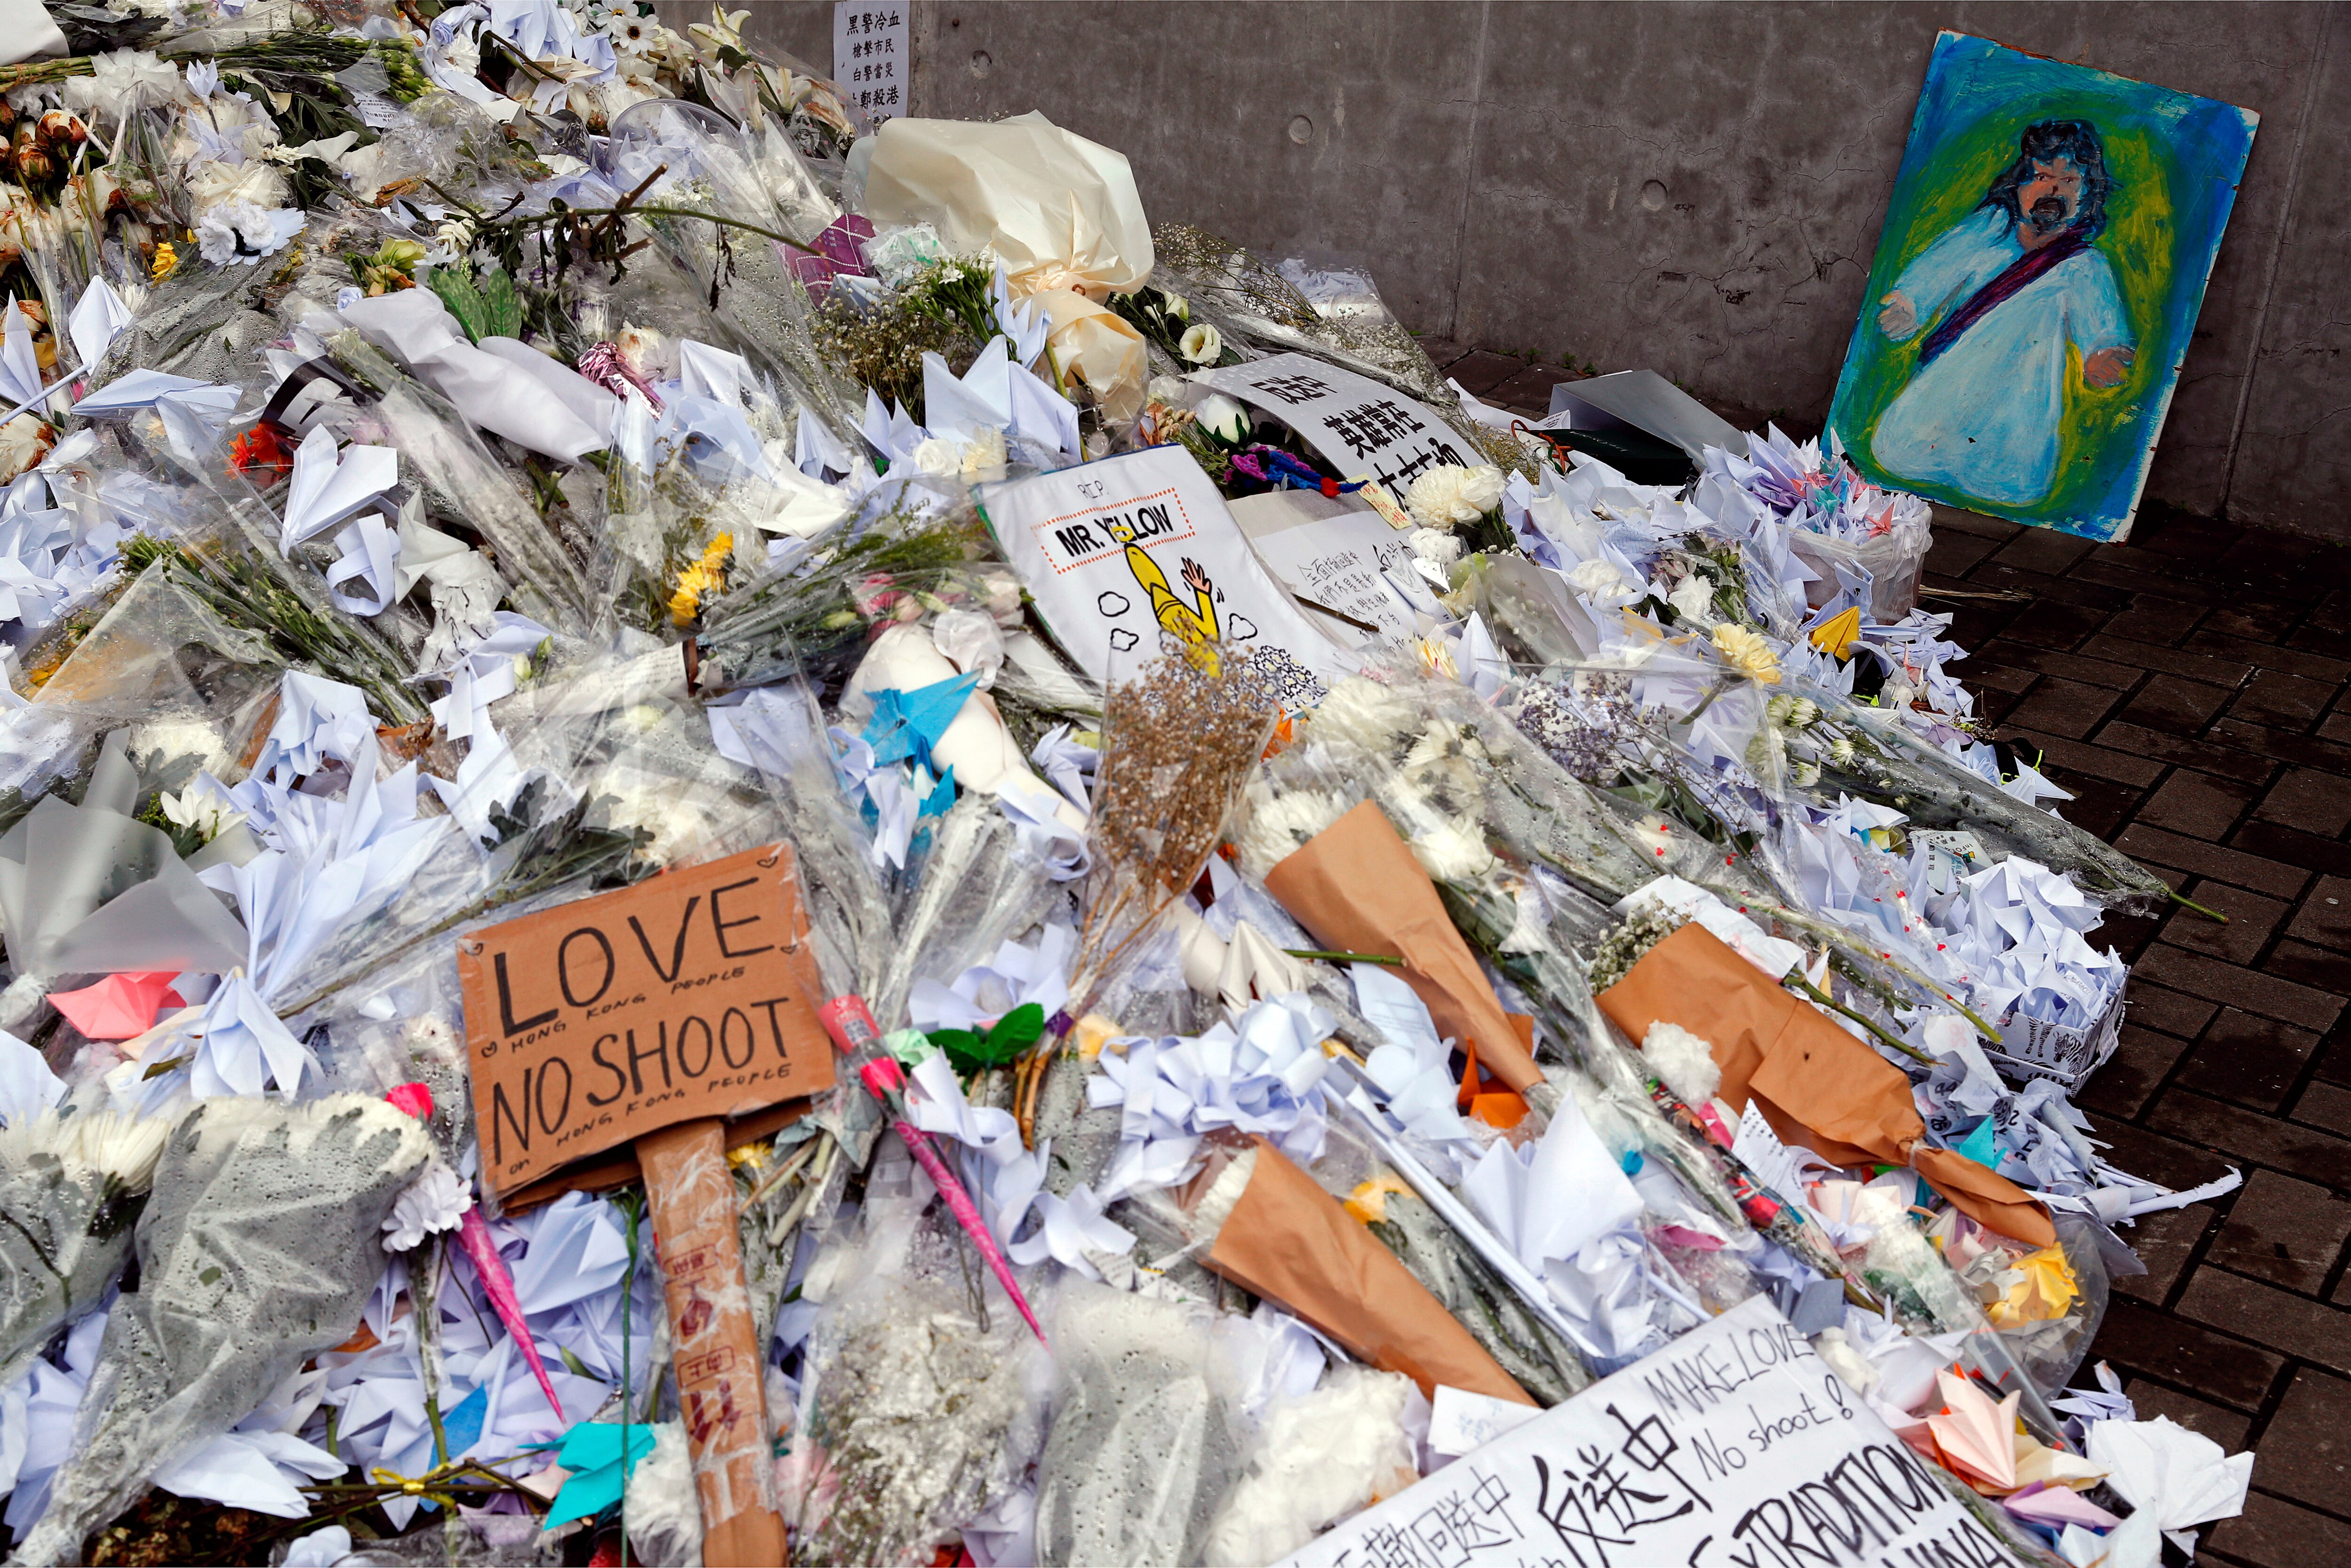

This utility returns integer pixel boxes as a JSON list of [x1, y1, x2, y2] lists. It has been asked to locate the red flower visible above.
[[228, 423, 293, 486]]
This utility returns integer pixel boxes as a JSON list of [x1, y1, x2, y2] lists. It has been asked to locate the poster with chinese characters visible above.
[[1196, 353, 1474, 496], [831, 1, 907, 128], [1276, 1296, 2006, 1568], [977, 445, 1355, 709], [1230, 489, 1425, 646]]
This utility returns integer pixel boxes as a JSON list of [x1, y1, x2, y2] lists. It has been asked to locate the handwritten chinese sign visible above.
[[832, 2, 906, 128], [458, 843, 834, 1195], [1278, 1296, 2014, 1568], [1197, 354, 1472, 498]]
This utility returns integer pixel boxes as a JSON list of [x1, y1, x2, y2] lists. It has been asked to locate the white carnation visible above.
[[1407, 526, 1463, 572], [1568, 558, 1639, 602], [1667, 574, 1716, 624], [382, 1160, 471, 1252], [1403, 463, 1504, 528]]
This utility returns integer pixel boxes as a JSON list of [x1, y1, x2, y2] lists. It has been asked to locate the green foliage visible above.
[[925, 1003, 1048, 1077], [429, 264, 522, 344]]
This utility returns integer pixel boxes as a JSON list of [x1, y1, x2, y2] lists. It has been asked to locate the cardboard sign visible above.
[[978, 445, 1354, 708], [1196, 353, 1475, 497], [1278, 1295, 2008, 1568], [458, 843, 834, 1196]]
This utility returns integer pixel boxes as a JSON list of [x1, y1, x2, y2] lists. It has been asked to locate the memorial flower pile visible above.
[[0, 3, 2249, 1566]]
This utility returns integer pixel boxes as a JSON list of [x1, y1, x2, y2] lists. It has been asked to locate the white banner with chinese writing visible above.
[[1196, 353, 1477, 496], [978, 446, 1353, 708], [832, 1, 906, 126], [1277, 1296, 2015, 1568]]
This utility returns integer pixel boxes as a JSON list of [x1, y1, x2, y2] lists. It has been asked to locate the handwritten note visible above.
[[1278, 1296, 2009, 1568], [458, 843, 834, 1195], [831, 1, 906, 128]]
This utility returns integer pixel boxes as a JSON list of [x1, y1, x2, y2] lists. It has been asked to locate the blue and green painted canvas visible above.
[[1827, 33, 2256, 542]]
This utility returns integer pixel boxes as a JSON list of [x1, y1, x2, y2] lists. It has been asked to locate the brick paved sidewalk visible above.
[[1424, 341, 2351, 1567]]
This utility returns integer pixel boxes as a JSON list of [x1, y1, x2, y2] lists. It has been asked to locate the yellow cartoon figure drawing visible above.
[[1104, 514, 1221, 669]]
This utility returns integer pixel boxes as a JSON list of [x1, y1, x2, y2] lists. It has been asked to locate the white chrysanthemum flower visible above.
[[1179, 323, 1222, 364], [382, 1160, 471, 1253], [1641, 1020, 1722, 1105], [32, 1109, 172, 1187], [1403, 464, 1504, 529], [127, 717, 231, 777], [1406, 819, 1496, 884], [1233, 783, 1348, 879], [958, 426, 1007, 477], [1309, 677, 1419, 760], [598, 783, 718, 867], [1401, 719, 1487, 777]]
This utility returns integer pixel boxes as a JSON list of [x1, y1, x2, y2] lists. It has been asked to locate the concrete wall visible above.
[[676, 1, 2351, 542]]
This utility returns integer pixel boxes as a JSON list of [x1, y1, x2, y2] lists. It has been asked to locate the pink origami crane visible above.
[[49, 972, 183, 1040]]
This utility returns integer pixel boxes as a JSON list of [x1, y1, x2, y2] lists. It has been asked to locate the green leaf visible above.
[[928, 1003, 1049, 1076], [476, 266, 523, 341], [429, 266, 490, 344]]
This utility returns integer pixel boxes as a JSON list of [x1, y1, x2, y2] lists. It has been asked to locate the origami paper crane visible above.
[[47, 971, 184, 1040]]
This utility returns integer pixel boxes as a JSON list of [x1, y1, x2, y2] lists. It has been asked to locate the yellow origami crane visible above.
[[1810, 605, 1863, 659]]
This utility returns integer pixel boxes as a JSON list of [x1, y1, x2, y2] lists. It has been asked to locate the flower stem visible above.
[[1787, 973, 1935, 1066], [1284, 948, 1404, 966], [2169, 888, 2230, 922]]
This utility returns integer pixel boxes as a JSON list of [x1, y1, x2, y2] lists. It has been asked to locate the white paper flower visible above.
[[1403, 463, 1504, 528], [1179, 323, 1223, 365], [382, 1161, 472, 1252], [1194, 391, 1249, 445], [183, 60, 219, 100]]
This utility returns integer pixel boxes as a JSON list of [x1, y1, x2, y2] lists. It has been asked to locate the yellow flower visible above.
[[150, 240, 177, 282], [1712, 622, 1781, 686], [667, 532, 734, 624]]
